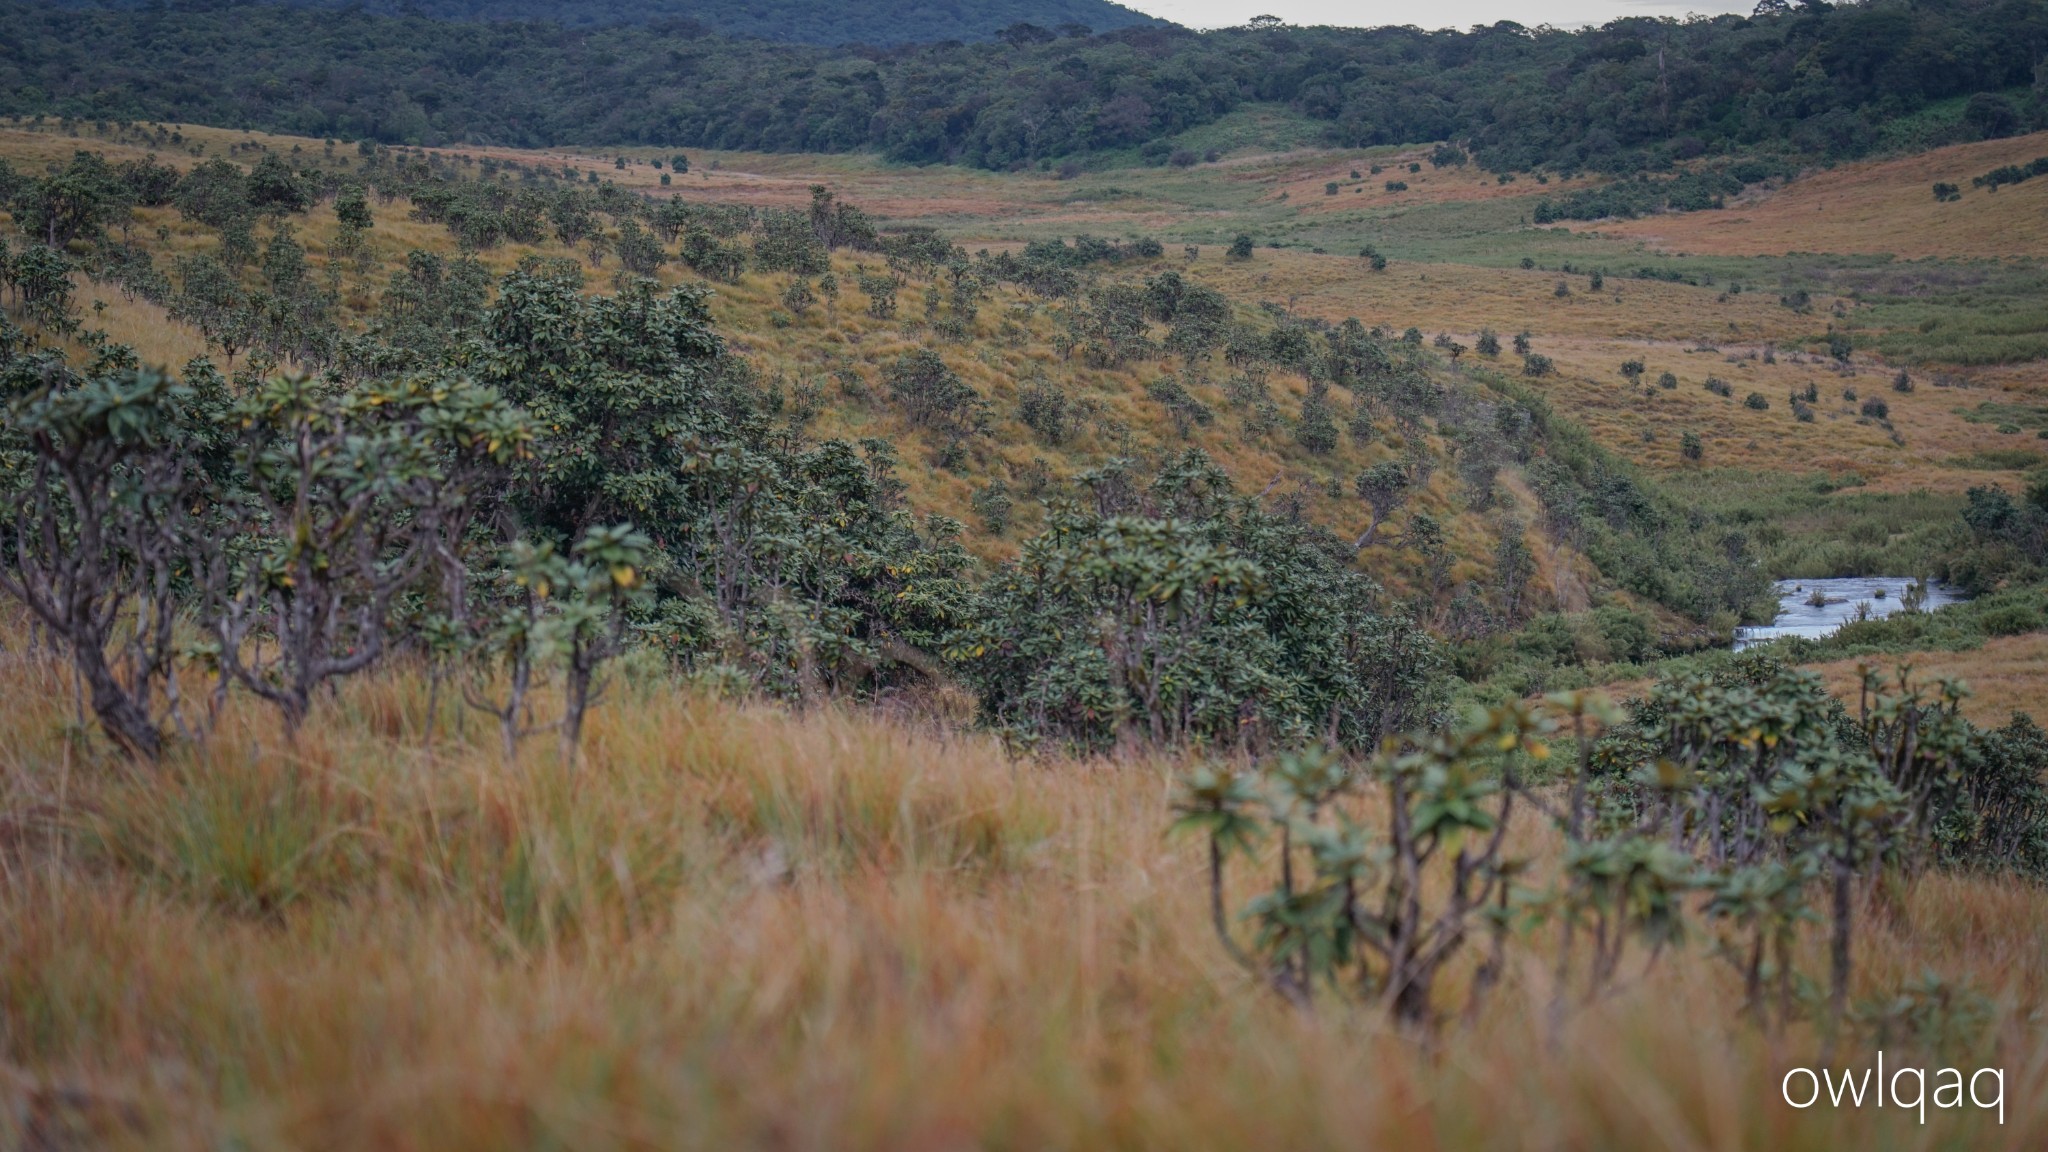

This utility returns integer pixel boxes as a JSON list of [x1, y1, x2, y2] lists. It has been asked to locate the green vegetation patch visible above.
[[1941, 449, 2048, 470], [1955, 401, 2048, 431]]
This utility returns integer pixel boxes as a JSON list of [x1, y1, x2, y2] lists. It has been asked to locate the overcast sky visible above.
[[1121, 0, 1754, 32]]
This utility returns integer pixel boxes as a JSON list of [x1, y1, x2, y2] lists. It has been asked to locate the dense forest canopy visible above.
[[3, 0, 2046, 170], [41, 0, 1164, 44]]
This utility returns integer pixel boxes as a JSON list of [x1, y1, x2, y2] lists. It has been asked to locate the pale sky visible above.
[[1121, 0, 1754, 32]]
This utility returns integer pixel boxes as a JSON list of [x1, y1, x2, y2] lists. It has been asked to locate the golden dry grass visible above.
[[1805, 633, 2048, 728], [1, 632, 2045, 1150], [1588, 131, 2048, 259]]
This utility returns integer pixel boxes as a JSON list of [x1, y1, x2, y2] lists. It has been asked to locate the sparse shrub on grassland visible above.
[[885, 348, 991, 448], [970, 479, 1014, 535], [1017, 374, 1079, 444]]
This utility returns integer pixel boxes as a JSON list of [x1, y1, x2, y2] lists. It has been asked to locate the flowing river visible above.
[[1733, 577, 1964, 651]]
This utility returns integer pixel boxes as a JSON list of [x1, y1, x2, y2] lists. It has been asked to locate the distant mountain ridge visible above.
[[49, 0, 1169, 43]]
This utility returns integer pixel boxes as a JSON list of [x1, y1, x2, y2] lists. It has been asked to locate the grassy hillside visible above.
[[9, 119, 2046, 628], [1592, 130, 2048, 260], [0, 122, 1737, 634]]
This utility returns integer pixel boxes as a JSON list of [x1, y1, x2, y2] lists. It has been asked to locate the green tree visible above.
[[12, 150, 128, 248], [1295, 380, 1338, 455], [0, 368, 218, 758]]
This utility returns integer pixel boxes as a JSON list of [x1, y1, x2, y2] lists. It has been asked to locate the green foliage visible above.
[[1941, 713, 2048, 879], [206, 371, 529, 732], [245, 153, 314, 216], [883, 348, 990, 457], [952, 451, 1447, 754], [0, 366, 223, 758], [1144, 372, 1214, 439], [1972, 154, 2048, 190], [9, 149, 129, 248], [367, 249, 492, 363], [1475, 375, 1772, 624], [174, 157, 254, 232], [1172, 654, 2029, 1033], [334, 183, 373, 231], [4, 243, 76, 329], [1591, 657, 1994, 1018], [971, 479, 1015, 536], [1172, 709, 1544, 1019], [1532, 168, 1749, 223], [1293, 380, 1337, 454], [1016, 374, 1083, 445]]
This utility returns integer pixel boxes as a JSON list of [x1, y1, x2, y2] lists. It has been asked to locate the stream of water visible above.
[[1732, 577, 1964, 651]]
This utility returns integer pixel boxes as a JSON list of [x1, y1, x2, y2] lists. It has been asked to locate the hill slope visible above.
[[46, 0, 1166, 43]]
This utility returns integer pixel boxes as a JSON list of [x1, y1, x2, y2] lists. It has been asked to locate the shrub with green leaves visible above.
[[1175, 656, 2042, 1032], [883, 348, 990, 452], [951, 451, 1447, 753]]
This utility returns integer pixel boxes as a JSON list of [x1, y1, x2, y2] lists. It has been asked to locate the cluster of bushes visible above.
[[1531, 166, 1767, 223], [18, 142, 937, 379], [0, 265, 986, 760], [1177, 652, 2047, 1031], [1944, 478, 2048, 593], [1972, 154, 2048, 190], [3, 236, 1473, 763], [951, 452, 1448, 753], [1018, 234, 1163, 269]]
